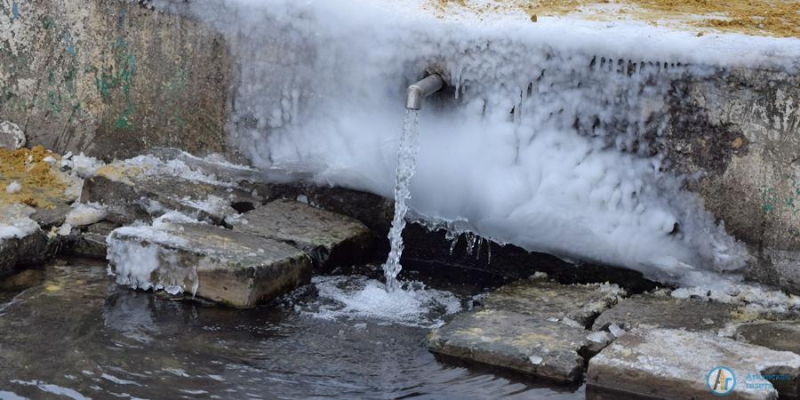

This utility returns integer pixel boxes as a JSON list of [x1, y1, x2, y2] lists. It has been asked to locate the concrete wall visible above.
[[666, 69, 800, 291], [0, 0, 231, 160], [3, 1, 799, 292]]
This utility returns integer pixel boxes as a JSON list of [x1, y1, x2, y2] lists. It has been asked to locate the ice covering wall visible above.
[[153, 0, 800, 285]]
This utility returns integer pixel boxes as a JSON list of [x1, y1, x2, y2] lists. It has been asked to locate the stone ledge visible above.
[[231, 199, 372, 271], [108, 222, 312, 307], [587, 327, 800, 400]]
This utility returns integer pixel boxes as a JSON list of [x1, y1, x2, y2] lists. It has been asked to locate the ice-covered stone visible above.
[[107, 222, 312, 307], [231, 199, 371, 270], [587, 328, 800, 400], [481, 279, 624, 328], [426, 309, 600, 383], [81, 173, 262, 225]]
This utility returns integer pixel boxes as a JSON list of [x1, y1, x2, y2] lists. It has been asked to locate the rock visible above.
[[231, 199, 372, 270], [426, 309, 602, 383], [592, 294, 743, 333], [736, 321, 800, 355], [734, 322, 800, 398], [30, 202, 72, 230], [107, 222, 312, 307], [240, 181, 394, 236], [0, 231, 58, 278], [81, 173, 263, 225], [587, 328, 800, 400], [481, 278, 624, 328], [66, 221, 118, 259], [0, 122, 26, 150]]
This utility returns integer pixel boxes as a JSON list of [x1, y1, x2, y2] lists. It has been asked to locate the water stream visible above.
[[383, 109, 421, 291], [0, 259, 584, 399]]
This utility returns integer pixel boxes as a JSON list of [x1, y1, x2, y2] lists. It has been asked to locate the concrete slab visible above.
[[81, 173, 262, 225], [587, 328, 800, 400], [482, 278, 624, 328], [426, 309, 607, 384], [231, 200, 371, 270], [592, 294, 743, 333], [107, 222, 312, 307]]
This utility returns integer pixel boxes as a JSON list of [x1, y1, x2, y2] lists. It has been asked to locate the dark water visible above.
[[0, 259, 584, 400]]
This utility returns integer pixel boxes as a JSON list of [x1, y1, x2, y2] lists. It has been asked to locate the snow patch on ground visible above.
[[65, 202, 107, 227], [0, 204, 39, 240], [5, 181, 21, 194]]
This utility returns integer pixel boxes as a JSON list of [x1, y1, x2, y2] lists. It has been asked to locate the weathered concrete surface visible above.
[[108, 222, 312, 307], [427, 278, 619, 382], [481, 278, 624, 328], [426, 309, 599, 384], [736, 321, 800, 355], [591, 294, 744, 333], [587, 327, 800, 400], [664, 70, 800, 293], [232, 199, 371, 270], [0, 0, 231, 159], [81, 173, 261, 225], [735, 321, 800, 398]]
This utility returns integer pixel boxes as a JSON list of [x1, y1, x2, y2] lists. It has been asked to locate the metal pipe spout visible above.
[[406, 74, 444, 110]]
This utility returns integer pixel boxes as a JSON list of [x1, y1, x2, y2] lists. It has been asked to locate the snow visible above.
[[116, 155, 241, 187], [60, 153, 104, 177], [5, 181, 20, 194], [0, 204, 39, 240], [64, 202, 107, 227], [145, 0, 799, 286]]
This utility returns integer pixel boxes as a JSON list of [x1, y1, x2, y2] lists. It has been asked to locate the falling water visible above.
[[383, 109, 421, 291]]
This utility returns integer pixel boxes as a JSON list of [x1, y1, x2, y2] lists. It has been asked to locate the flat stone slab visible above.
[[426, 309, 611, 383], [587, 328, 800, 400], [81, 173, 262, 226], [592, 294, 743, 333], [482, 278, 624, 327], [736, 321, 800, 355], [231, 199, 371, 270], [108, 221, 312, 307]]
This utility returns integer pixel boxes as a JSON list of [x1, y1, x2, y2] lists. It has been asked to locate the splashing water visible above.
[[383, 110, 420, 291]]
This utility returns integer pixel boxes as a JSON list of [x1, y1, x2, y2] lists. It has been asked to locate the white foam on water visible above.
[[308, 275, 462, 328]]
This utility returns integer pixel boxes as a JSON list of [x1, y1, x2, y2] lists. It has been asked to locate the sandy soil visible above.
[[434, 0, 799, 38]]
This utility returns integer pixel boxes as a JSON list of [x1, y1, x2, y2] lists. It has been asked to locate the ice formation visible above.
[[149, 0, 800, 285], [0, 204, 39, 240], [106, 212, 199, 295]]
